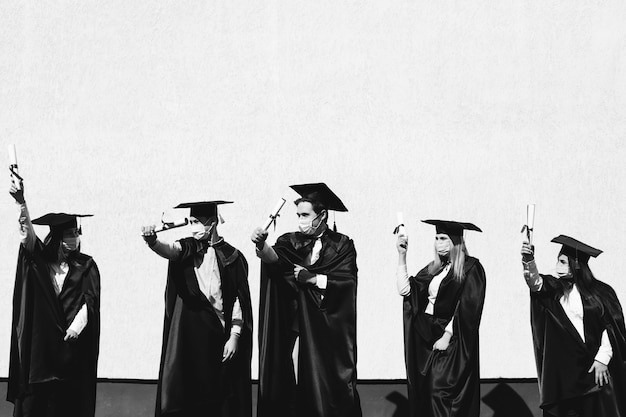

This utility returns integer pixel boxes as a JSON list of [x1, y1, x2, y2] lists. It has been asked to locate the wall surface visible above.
[[1, 1, 625, 380]]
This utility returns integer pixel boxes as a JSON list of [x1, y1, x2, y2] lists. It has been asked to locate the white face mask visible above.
[[298, 212, 323, 235], [435, 235, 452, 257], [62, 236, 80, 252], [555, 262, 572, 279], [191, 220, 215, 241]]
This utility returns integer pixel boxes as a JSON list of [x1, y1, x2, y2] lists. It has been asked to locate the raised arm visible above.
[[10, 180, 36, 252], [521, 241, 543, 291], [251, 227, 278, 264], [141, 224, 182, 260], [396, 235, 410, 296]]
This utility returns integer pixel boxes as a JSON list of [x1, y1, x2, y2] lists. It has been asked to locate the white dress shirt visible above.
[[523, 259, 613, 365], [397, 263, 454, 335], [150, 238, 243, 336]]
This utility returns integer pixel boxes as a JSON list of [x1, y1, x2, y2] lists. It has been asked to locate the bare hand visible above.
[[588, 360, 610, 386], [222, 335, 239, 362], [251, 227, 268, 247], [432, 332, 451, 351], [521, 241, 534, 262], [141, 225, 157, 245], [9, 180, 25, 204], [64, 329, 78, 342], [396, 235, 408, 255], [294, 265, 317, 285]]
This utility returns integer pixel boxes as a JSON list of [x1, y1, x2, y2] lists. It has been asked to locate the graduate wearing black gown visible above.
[[521, 235, 626, 417], [251, 183, 362, 417], [142, 201, 253, 417], [396, 220, 486, 417], [7, 182, 101, 417]]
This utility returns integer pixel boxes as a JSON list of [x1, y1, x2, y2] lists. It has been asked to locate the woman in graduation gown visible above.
[[7, 180, 101, 417], [521, 235, 626, 417], [396, 220, 486, 417]]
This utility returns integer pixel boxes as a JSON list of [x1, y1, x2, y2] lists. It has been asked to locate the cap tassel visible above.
[[333, 211, 337, 232]]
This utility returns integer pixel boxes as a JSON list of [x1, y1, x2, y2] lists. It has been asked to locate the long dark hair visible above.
[[561, 255, 604, 315], [42, 231, 80, 263]]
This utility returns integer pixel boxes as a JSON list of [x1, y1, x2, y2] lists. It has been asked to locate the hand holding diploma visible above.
[[141, 224, 158, 246]]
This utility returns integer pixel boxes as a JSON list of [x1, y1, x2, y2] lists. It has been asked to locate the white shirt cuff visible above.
[[315, 274, 327, 289], [595, 329, 613, 365], [68, 303, 89, 335], [444, 319, 454, 336]]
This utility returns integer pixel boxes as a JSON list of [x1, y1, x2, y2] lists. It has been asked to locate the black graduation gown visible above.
[[530, 275, 626, 417], [403, 256, 486, 417], [156, 238, 253, 417], [7, 239, 101, 417], [257, 230, 362, 417]]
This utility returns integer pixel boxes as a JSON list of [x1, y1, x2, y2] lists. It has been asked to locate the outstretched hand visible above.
[[141, 225, 157, 246], [9, 179, 24, 204]]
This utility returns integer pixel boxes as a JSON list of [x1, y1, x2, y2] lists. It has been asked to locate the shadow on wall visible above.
[[384, 383, 536, 417]]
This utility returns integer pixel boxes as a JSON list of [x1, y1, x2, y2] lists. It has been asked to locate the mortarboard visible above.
[[289, 183, 348, 212], [174, 201, 233, 219], [421, 219, 482, 236], [32, 213, 93, 233], [551, 234, 602, 265]]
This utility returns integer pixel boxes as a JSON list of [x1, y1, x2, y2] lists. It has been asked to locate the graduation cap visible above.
[[421, 219, 482, 236], [290, 182, 347, 232], [32, 213, 93, 233], [551, 234, 602, 267], [174, 201, 232, 219], [289, 183, 348, 212]]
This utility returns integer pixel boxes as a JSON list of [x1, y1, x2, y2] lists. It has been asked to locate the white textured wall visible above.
[[1, 1, 625, 380]]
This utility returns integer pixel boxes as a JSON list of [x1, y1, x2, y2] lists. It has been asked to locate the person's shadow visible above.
[[482, 383, 534, 417], [385, 391, 408, 417], [384, 383, 533, 417]]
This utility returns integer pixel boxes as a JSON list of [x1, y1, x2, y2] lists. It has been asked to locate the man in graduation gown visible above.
[[7, 181, 101, 417], [251, 183, 362, 417], [522, 235, 626, 417], [142, 201, 253, 417]]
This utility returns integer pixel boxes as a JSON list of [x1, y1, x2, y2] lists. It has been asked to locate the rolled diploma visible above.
[[8, 144, 20, 189], [397, 212, 407, 237], [526, 204, 535, 244], [8, 144, 18, 167], [263, 198, 286, 231], [155, 217, 189, 233]]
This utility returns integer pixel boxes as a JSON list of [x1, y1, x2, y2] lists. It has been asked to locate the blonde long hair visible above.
[[427, 236, 469, 281]]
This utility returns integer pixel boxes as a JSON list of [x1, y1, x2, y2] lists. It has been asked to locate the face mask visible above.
[[298, 212, 323, 235], [62, 236, 80, 252], [555, 262, 572, 279], [435, 237, 452, 256], [191, 220, 215, 241]]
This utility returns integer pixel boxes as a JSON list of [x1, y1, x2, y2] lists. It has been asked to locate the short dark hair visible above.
[[294, 197, 326, 214]]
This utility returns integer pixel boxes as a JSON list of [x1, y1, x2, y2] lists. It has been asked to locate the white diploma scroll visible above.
[[155, 217, 189, 233], [526, 204, 536, 245], [396, 212, 407, 237], [8, 144, 21, 190], [263, 198, 287, 231]]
